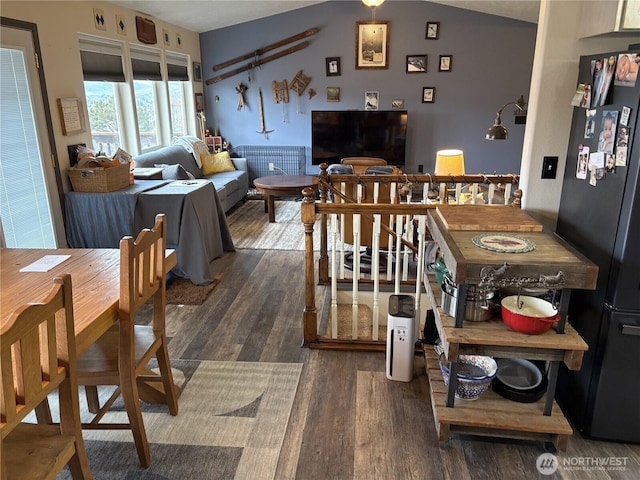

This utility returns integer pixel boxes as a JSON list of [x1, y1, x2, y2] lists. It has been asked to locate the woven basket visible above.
[[68, 162, 130, 192]]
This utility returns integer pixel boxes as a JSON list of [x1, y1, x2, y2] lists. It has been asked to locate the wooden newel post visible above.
[[512, 189, 522, 208], [301, 187, 317, 346]]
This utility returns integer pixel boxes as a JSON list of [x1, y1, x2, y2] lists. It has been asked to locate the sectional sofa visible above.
[[134, 144, 249, 213]]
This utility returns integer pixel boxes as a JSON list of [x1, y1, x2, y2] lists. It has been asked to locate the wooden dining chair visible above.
[[338, 158, 401, 272], [1, 274, 92, 480], [76, 213, 179, 468], [341, 157, 388, 174]]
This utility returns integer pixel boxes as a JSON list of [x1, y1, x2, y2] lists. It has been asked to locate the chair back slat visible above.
[[120, 214, 166, 313]]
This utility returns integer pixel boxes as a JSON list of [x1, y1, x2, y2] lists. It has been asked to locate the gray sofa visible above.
[[134, 145, 249, 213]]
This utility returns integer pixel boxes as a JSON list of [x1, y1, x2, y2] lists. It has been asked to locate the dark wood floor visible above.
[[148, 248, 639, 479]]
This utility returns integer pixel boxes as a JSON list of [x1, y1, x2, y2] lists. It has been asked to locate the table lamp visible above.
[[435, 149, 465, 176]]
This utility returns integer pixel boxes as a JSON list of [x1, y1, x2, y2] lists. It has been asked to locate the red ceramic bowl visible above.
[[501, 295, 560, 334]]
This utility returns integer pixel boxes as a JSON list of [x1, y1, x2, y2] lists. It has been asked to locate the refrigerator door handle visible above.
[[620, 324, 640, 336]]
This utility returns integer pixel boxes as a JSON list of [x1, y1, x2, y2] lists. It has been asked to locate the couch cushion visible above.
[[201, 151, 236, 175], [154, 163, 194, 180]]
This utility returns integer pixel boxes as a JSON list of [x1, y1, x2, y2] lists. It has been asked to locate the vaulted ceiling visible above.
[[110, 1, 539, 34]]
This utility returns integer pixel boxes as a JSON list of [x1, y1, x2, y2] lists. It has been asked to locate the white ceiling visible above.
[[110, 0, 539, 34]]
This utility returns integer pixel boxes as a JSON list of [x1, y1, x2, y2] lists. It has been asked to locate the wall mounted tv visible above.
[[311, 110, 408, 166]]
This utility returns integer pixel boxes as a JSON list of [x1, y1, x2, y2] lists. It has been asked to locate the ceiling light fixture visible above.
[[485, 95, 528, 140]]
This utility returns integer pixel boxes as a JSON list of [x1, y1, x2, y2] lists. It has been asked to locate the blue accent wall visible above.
[[200, 1, 536, 174]]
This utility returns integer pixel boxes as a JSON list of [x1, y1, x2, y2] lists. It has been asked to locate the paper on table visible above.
[[169, 180, 208, 187], [19, 255, 71, 272]]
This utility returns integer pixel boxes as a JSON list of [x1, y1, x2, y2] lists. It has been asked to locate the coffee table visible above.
[[253, 175, 318, 222]]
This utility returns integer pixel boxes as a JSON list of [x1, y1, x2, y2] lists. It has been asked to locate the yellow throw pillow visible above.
[[201, 151, 236, 175]]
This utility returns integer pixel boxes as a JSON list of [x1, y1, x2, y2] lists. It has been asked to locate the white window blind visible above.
[[0, 47, 55, 247]]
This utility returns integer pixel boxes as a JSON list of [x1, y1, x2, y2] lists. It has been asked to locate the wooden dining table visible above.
[[1, 247, 177, 402]]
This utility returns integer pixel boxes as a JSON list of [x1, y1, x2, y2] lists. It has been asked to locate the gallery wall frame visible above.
[[365, 90, 379, 110], [193, 61, 202, 82], [422, 87, 435, 103], [195, 92, 204, 111], [327, 87, 340, 102], [426, 21, 440, 39], [439, 55, 452, 72], [356, 21, 389, 69], [326, 57, 341, 76], [406, 54, 427, 73]]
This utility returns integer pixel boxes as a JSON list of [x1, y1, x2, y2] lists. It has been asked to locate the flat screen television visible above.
[[311, 110, 408, 166]]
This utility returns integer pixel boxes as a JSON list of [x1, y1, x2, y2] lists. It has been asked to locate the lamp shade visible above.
[[486, 113, 508, 140], [362, 0, 385, 6], [435, 149, 465, 176]]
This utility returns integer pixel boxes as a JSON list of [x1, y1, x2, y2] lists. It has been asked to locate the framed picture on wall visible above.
[[422, 87, 435, 103], [326, 57, 341, 76], [365, 91, 379, 110], [426, 21, 440, 39], [195, 93, 204, 112], [327, 87, 340, 102], [356, 21, 389, 69], [439, 55, 452, 72], [406, 54, 427, 73], [193, 61, 202, 82]]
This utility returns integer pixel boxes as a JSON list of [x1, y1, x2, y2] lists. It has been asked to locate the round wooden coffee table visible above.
[[253, 175, 318, 222]]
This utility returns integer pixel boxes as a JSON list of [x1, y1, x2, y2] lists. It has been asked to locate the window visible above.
[[131, 45, 162, 151], [166, 51, 189, 138], [79, 35, 125, 156], [78, 35, 195, 155], [168, 81, 186, 137], [84, 81, 121, 155]]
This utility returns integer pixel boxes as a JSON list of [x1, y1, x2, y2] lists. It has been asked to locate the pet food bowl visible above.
[[438, 354, 497, 400]]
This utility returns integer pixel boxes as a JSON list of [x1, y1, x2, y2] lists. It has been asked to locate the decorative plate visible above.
[[471, 233, 535, 253]]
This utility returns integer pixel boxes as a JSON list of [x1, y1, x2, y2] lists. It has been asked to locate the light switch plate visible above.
[[542, 156, 558, 179]]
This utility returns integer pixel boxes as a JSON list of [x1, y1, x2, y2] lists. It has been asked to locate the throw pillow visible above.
[[154, 163, 193, 180], [201, 151, 236, 175]]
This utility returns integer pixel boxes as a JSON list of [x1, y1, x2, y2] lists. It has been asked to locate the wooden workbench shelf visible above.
[[424, 347, 572, 451], [424, 276, 588, 370], [422, 206, 597, 451]]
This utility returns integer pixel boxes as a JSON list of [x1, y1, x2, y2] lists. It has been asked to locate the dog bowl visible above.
[[439, 354, 497, 400]]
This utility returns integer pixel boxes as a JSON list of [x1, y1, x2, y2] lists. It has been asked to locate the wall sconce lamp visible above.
[[362, 0, 384, 25], [435, 149, 465, 176], [485, 95, 527, 140]]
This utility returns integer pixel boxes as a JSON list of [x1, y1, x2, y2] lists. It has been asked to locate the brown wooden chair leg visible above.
[[35, 398, 53, 424], [155, 338, 179, 416], [120, 362, 151, 468], [85, 385, 101, 413]]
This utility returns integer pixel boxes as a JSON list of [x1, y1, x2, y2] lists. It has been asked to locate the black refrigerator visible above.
[[555, 48, 640, 443]]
